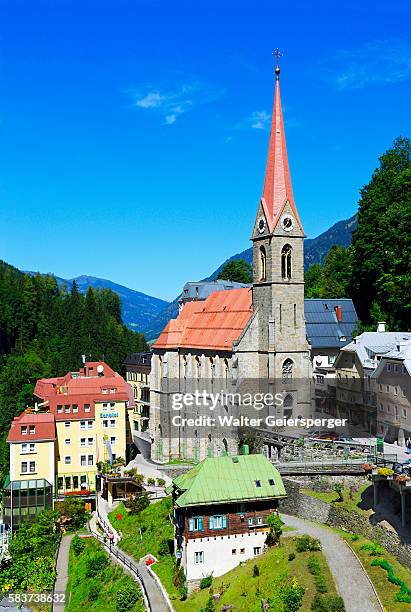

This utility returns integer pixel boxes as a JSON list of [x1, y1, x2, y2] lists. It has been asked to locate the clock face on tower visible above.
[[257, 216, 266, 234], [281, 215, 295, 232]]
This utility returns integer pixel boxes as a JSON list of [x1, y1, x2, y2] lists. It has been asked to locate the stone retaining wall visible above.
[[280, 477, 411, 570]]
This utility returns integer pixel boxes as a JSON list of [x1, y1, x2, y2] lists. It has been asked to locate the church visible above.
[[149, 61, 313, 462]]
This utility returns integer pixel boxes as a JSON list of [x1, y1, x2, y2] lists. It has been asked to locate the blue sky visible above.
[[0, 0, 410, 301]]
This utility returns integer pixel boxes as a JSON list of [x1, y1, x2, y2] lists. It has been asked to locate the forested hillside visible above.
[[305, 137, 410, 331], [0, 261, 148, 481]]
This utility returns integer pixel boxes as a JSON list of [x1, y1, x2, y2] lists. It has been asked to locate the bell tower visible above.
[[251, 51, 310, 387]]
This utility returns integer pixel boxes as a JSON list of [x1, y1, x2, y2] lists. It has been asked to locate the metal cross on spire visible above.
[[272, 48, 283, 78]]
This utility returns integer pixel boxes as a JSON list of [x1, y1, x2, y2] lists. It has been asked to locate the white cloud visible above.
[[322, 39, 411, 91], [130, 81, 224, 125], [135, 92, 164, 108], [250, 110, 270, 130]]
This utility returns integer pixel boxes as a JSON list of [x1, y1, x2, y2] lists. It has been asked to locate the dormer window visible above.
[[21, 426, 27, 435], [29, 425, 35, 434], [255, 480, 262, 488], [268, 478, 275, 486]]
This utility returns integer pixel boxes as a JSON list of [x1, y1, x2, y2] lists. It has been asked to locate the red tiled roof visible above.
[[34, 361, 134, 420], [262, 77, 303, 233], [7, 412, 56, 443], [154, 288, 253, 350]]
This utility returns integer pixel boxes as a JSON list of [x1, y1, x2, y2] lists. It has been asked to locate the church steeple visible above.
[[260, 53, 303, 234]]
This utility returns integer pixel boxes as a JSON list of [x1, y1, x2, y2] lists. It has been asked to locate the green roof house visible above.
[[168, 454, 286, 585]]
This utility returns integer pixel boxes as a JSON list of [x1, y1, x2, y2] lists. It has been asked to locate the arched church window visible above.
[[259, 246, 267, 281], [281, 244, 292, 279], [284, 394, 293, 407], [282, 358, 294, 383]]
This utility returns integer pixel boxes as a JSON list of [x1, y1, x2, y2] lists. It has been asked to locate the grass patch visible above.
[[338, 532, 411, 611], [173, 537, 339, 612], [108, 498, 180, 600], [301, 483, 372, 512], [65, 537, 144, 611]]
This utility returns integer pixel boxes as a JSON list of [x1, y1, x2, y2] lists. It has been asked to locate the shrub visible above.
[[308, 555, 321, 575], [295, 535, 321, 552], [158, 538, 171, 557], [288, 552, 296, 562], [72, 535, 86, 557], [253, 564, 260, 577], [280, 578, 305, 611], [333, 483, 344, 502], [86, 579, 101, 601], [147, 477, 156, 486], [173, 564, 185, 590], [360, 542, 384, 556], [200, 596, 216, 612], [266, 513, 283, 546], [371, 558, 411, 601], [157, 478, 166, 486], [116, 583, 141, 611], [58, 497, 89, 530], [200, 575, 213, 589], [350, 534, 359, 542], [127, 493, 150, 515], [85, 551, 109, 577], [311, 594, 345, 611], [315, 575, 328, 594]]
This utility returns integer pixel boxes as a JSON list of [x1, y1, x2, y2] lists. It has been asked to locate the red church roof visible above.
[[261, 70, 303, 233], [154, 288, 253, 351], [7, 411, 56, 443]]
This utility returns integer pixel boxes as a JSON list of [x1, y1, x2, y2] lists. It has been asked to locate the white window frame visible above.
[[194, 551, 204, 564]]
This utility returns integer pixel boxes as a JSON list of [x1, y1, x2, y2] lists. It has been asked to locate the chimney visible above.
[[377, 322, 386, 333], [335, 305, 342, 322]]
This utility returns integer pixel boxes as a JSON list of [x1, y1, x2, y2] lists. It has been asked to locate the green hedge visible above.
[[371, 558, 411, 603]]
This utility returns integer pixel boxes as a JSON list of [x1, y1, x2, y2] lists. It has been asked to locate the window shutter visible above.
[[198, 517, 203, 531], [209, 516, 214, 529], [222, 515, 227, 528], [189, 518, 194, 531]]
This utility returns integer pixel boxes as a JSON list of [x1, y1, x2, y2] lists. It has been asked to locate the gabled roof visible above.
[[338, 332, 411, 369], [154, 288, 253, 351], [261, 74, 303, 233], [7, 411, 56, 443], [305, 299, 358, 349], [167, 454, 286, 507]]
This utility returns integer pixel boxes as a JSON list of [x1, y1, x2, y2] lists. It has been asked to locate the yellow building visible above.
[[3, 361, 135, 529], [124, 352, 151, 434], [34, 361, 133, 497]]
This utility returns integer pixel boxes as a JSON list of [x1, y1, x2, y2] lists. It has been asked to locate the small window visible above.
[[72, 404, 78, 413], [80, 438, 86, 447], [248, 517, 254, 526], [21, 461, 28, 473], [232, 549, 236, 555], [65, 438, 71, 445], [194, 551, 204, 564], [240, 548, 245, 554], [29, 461, 36, 473], [110, 419, 115, 428], [209, 515, 227, 529], [21, 426, 27, 435], [257, 516, 263, 525], [88, 455, 93, 465], [255, 480, 261, 488], [84, 404, 90, 412], [29, 425, 35, 434], [80, 421, 86, 429], [88, 421, 93, 428], [268, 478, 275, 486], [57, 405, 63, 414], [80, 455, 86, 466], [64, 422, 71, 428], [110, 437, 116, 445], [189, 517, 203, 532], [103, 419, 108, 428], [64, 405, 70, 413], [254, 547, 262, 556], [88, 438, 94, 446], [65, 456, 71, 465]]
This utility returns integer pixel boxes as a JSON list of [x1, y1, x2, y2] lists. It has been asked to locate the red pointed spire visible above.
[[261, 67, 303, 232]]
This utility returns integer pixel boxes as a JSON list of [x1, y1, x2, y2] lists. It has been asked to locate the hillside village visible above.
[[0, 54, 410, 612]]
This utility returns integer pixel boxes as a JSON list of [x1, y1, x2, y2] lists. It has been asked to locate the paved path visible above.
[[282, 514, 382, 612], [53, 534, 74, 610], [89, 514, 170, 611]]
